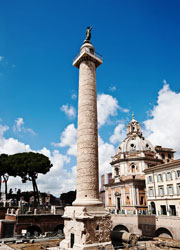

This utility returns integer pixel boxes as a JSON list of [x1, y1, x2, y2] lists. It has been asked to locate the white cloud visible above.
[[0, 120, 76, 196], [67, 143, 77, 156], [98, 135, 115, 176], [7, 149, 76, 197], [0, 120, 31, 155], [0, 124, 9, 136], [0, 56, 4, 62], [0, 116, 116, 196], [13, 118, 36, 135], [144, 82, 180, 158], [110, 123, 126, 144], [2, 83, 180, 197], [52, 124, 77, 156], [71, 93, 77, 100], [60, 104, 76, 118], [97, 94, 129, 127], [52, 122, 115, 189], [13, 118, 24, 132], [97, 94, 119, 127], [37, 148, 76, 195], [0, 136, 31, 156], [109, 86, 116, 92], [120, 108, 129, 113]]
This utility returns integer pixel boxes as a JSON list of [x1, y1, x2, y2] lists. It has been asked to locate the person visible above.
[[86, 26, 93, 40]]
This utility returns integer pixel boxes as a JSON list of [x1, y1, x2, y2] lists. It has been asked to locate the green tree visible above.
[[60, 190, 76, 206], [8, 152, 53, 203]]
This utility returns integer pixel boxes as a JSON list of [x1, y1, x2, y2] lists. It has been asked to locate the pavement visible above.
[[0, 244, 13, 250]]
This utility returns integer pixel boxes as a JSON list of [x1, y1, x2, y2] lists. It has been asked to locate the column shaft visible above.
[[75, 60, 99, 204]]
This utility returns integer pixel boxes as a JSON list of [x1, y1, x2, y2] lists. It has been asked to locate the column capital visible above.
[[73, 41, 102, 68]]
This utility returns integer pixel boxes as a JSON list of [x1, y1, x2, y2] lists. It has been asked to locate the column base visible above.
[[73, 198, 102, 206], [60, 206, 114, 250]]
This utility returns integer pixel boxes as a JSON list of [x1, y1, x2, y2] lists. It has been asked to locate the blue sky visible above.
[[0, 1, 180, 196]]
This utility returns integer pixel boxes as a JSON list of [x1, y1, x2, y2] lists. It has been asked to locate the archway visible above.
[[111, 225, 129, 247], [54, 224, 64, 235], [26, 225, 42, 236], [155, 227, 173, 239], [113, 224, 129, 233]]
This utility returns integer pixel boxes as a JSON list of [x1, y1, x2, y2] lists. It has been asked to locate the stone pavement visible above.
[[47, 248, 60, 250], [0, 244, 13, 250]]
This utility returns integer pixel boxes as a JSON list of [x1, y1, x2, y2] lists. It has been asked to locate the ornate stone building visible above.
[[104, 115, 175, 213]]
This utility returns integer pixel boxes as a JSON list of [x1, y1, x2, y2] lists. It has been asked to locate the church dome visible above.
[[115, 114, 155, 155]]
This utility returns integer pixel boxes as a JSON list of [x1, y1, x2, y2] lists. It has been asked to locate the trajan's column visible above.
[[60, 28, 113, 250]]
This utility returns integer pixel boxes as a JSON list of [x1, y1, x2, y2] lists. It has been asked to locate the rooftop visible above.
[[144, 159, 180, 173]]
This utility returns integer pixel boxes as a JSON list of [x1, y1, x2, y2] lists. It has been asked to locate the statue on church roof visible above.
[[132, 112, 135, 120], [86, 26, 93, 41]]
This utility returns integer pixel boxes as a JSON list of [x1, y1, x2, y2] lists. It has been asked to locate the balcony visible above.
[[73, 48, 103, 64]]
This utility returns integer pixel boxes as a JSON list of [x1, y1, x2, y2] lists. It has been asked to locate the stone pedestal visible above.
[[60, 206, 113, 250]]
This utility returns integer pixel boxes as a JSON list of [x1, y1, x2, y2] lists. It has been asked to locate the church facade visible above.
[[103, 115, 175, 213]]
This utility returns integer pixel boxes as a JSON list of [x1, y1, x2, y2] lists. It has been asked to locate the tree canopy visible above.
[[8, 152, 53, 203], [60, 190, 76, 206], [0, 154, 8, 176]]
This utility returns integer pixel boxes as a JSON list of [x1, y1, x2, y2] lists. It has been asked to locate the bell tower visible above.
[[127, 113, 142, 137]]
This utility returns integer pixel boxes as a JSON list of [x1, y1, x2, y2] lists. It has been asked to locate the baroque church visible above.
[[101, 115, 175, 213]]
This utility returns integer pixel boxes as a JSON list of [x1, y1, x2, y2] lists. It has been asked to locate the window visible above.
[[166, 172, 172, 181], [96, 225, 99, 230], [169, 205, 176, 216], [148, 175, 153, 183], [146, 143, 151, 150], [71, 234, 75, 248], [131, 165, 136, 173], [161, 205, 167, 215], [168, 154, 171, 159], [130, 143, 136, 151], [177, 184, 180, 194], [149, 188, 154, 197], [157, 174, 163, 182], [115, 168, 119, 176], [162, 153, 165, 159], [140, 196, 144, 205], [90, 48, 94, 54], [176, 170, 180, 178], [150, 202, 156, 215], [167, 185, 173, 195], [126, 196, 130, 205], [158, 186, 164, 196]]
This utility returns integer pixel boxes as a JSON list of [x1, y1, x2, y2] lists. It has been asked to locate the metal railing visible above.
[[73, 48, 103, 63], [94, 51, 103, 60]]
